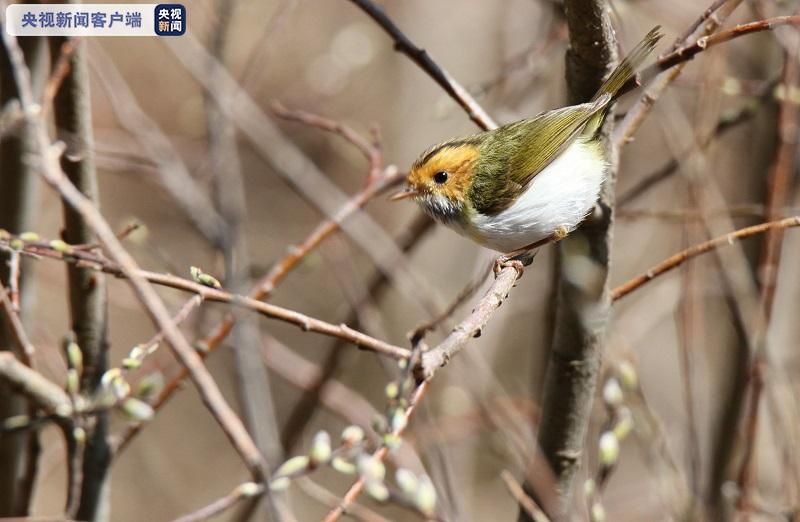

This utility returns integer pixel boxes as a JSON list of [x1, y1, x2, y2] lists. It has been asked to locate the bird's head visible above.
[[390, 139, 480, 222]]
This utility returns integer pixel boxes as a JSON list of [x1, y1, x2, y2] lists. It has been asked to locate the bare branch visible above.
[[420, 266, 520, 378], [171, 482, 263, 522], [0, 281, 35, 367], [1, 25, 266, 480], [611, 217, 800, 301], [346, 0, 497, 131], [0, 353, 71, 415]]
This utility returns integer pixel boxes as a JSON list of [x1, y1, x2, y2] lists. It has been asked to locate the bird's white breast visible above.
[[465, 139, 607, 253]]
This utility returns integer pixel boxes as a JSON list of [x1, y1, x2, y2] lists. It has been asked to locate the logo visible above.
[[154, 4, 185, 36]]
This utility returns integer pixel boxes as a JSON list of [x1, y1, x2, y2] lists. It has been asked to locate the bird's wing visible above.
[[469, 94, 610, 216]]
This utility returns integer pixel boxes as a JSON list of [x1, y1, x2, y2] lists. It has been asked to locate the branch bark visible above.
[[527, 1, 618, 518], [1, 25, 267, 483], [0, 30, 47, 517], [49, 32, 111, 522]]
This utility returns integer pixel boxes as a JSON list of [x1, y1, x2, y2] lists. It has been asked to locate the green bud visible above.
[[365, 481, 389, 502], [237, 482, 262, 497], [331, 457, 356, 475], [112, 376, 130, 400], [101, 367, 122, 388], [66, 368, 80, 395], [9, 239, 23, 251], [274, 455, 310, 478], [73, 426, 86, 445], [309, 430, 332, 465], [122, 358, 142, 370], [583, 478, 596, 498], [395, 468, 419, 498], [358, 455, 385, 482], [613, 407, 634, 441], [590, 501, 606, 522], [3, 414, 30, 430], [269, 477, 291, 491], [415, 475, 437, 516], [400, 376, 414, 395], [66, 341, 83, 375], [341, 425, 364, 446], [49, 239, 73, 254], [136, 372, 164, 400], [19, 231, 39, 242], [190, 266, 221, 289], [129, 345, 145, 360], [390, 408, 407, 433], [383, 433, 402, 451], [598, 431, 619, 467], [385, 381, 399, 399], [398, 358, 408, 370], [602, 377, 623, 408], [617, 361, 638, 390], [121, 398, 154, 422]]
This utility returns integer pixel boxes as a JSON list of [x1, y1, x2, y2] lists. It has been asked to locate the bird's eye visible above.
[[433, 171, 448, 184]]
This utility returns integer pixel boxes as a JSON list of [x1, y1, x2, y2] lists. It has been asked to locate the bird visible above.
[[391, 27, 663, 270]]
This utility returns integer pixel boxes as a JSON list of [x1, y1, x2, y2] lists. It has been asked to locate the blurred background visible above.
[[2, 0, 799, 520]]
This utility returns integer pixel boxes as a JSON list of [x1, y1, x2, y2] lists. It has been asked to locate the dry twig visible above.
[[611, 217, 800, 301]]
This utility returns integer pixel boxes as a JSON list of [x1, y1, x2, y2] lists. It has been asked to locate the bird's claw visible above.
[[494, 256, 526, 279]]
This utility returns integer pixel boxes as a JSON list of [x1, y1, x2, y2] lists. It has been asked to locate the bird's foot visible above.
[[494, 251, 535, 279]]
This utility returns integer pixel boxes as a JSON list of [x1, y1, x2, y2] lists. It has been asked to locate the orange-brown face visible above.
[[405, 142, 479, 209]]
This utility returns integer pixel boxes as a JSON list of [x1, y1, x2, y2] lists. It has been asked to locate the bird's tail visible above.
[[591, 26, 663, 102]]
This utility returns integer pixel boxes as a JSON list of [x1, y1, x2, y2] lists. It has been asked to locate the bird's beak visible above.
[[388, 188, 418, 201]]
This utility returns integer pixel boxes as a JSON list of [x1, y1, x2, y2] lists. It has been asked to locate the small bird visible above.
[[392, 28, 662, 267]]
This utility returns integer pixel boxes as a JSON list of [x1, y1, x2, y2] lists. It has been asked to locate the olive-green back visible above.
[[468, 27, 662, 216]]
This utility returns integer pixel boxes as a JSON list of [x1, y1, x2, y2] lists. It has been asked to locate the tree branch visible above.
[[49, 29, 111, 521], [346, 0, 497, 131], [611, 217, 800, 301], [1, 25, 267, 481], [530, 0, 618, 517]]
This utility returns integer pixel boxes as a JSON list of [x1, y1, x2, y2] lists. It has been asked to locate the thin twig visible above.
[[8, 249, 20, 312], [0, 352, 71, 414], [347, 0, 497, 131], [611, 217, 800, 301], [322, 381, 430, 522], [501, 470, 550, 522], [409, 265, 489, 344], [0, 280, 35, 367], [296, 477, 392, 522], [1, 24, 267, 480], [0, 237, 410, 361], [640, 16, 800, 86], [170, 482, 264, 522], [261, 335, 381, 434], [420, 266, 521, 379], [612, 0, 745, 147], [40, 37, 78, 116], [116, 169, 408, 454], [737, 34, 800, 510], [272, 101, 380, 170], [617, 78, 776, 207], [280, 213, 434, 451]]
